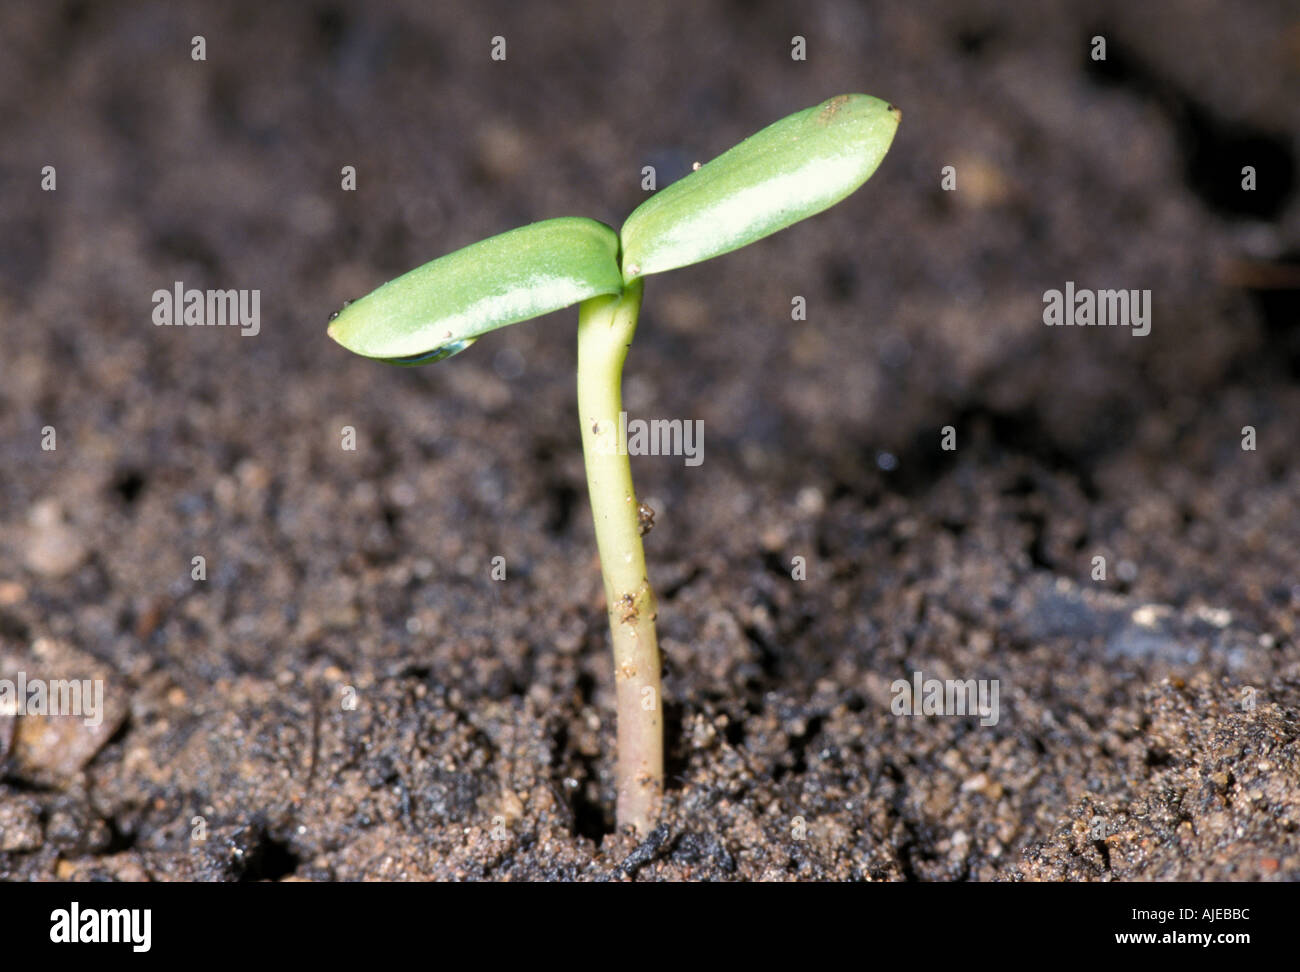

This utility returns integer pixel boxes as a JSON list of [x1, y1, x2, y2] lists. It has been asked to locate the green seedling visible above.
[[328, 94, 900, 833]]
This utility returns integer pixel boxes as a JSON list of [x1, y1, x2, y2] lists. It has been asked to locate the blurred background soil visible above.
[[0, 0, 1297, 880]]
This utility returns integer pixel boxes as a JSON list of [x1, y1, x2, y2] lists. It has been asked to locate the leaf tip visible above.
[[326, 298, 355, 343]]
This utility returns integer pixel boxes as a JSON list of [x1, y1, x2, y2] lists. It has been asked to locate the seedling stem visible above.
[[576, 278, 662, 831]]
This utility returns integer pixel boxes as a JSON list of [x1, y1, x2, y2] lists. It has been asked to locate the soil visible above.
[[0, 0, 1297, 881]]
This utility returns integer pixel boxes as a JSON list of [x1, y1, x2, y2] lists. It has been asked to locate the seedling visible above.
[[328, 94, 900, 833]]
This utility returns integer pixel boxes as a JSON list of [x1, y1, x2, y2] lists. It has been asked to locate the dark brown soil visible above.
[[1, 0, 1297, 881]]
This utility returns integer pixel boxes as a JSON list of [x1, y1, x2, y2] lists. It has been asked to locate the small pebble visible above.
[[24, 500, 87, 578]]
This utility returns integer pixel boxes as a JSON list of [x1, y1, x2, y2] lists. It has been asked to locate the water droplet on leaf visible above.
[[328, 298, 355, 323]]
